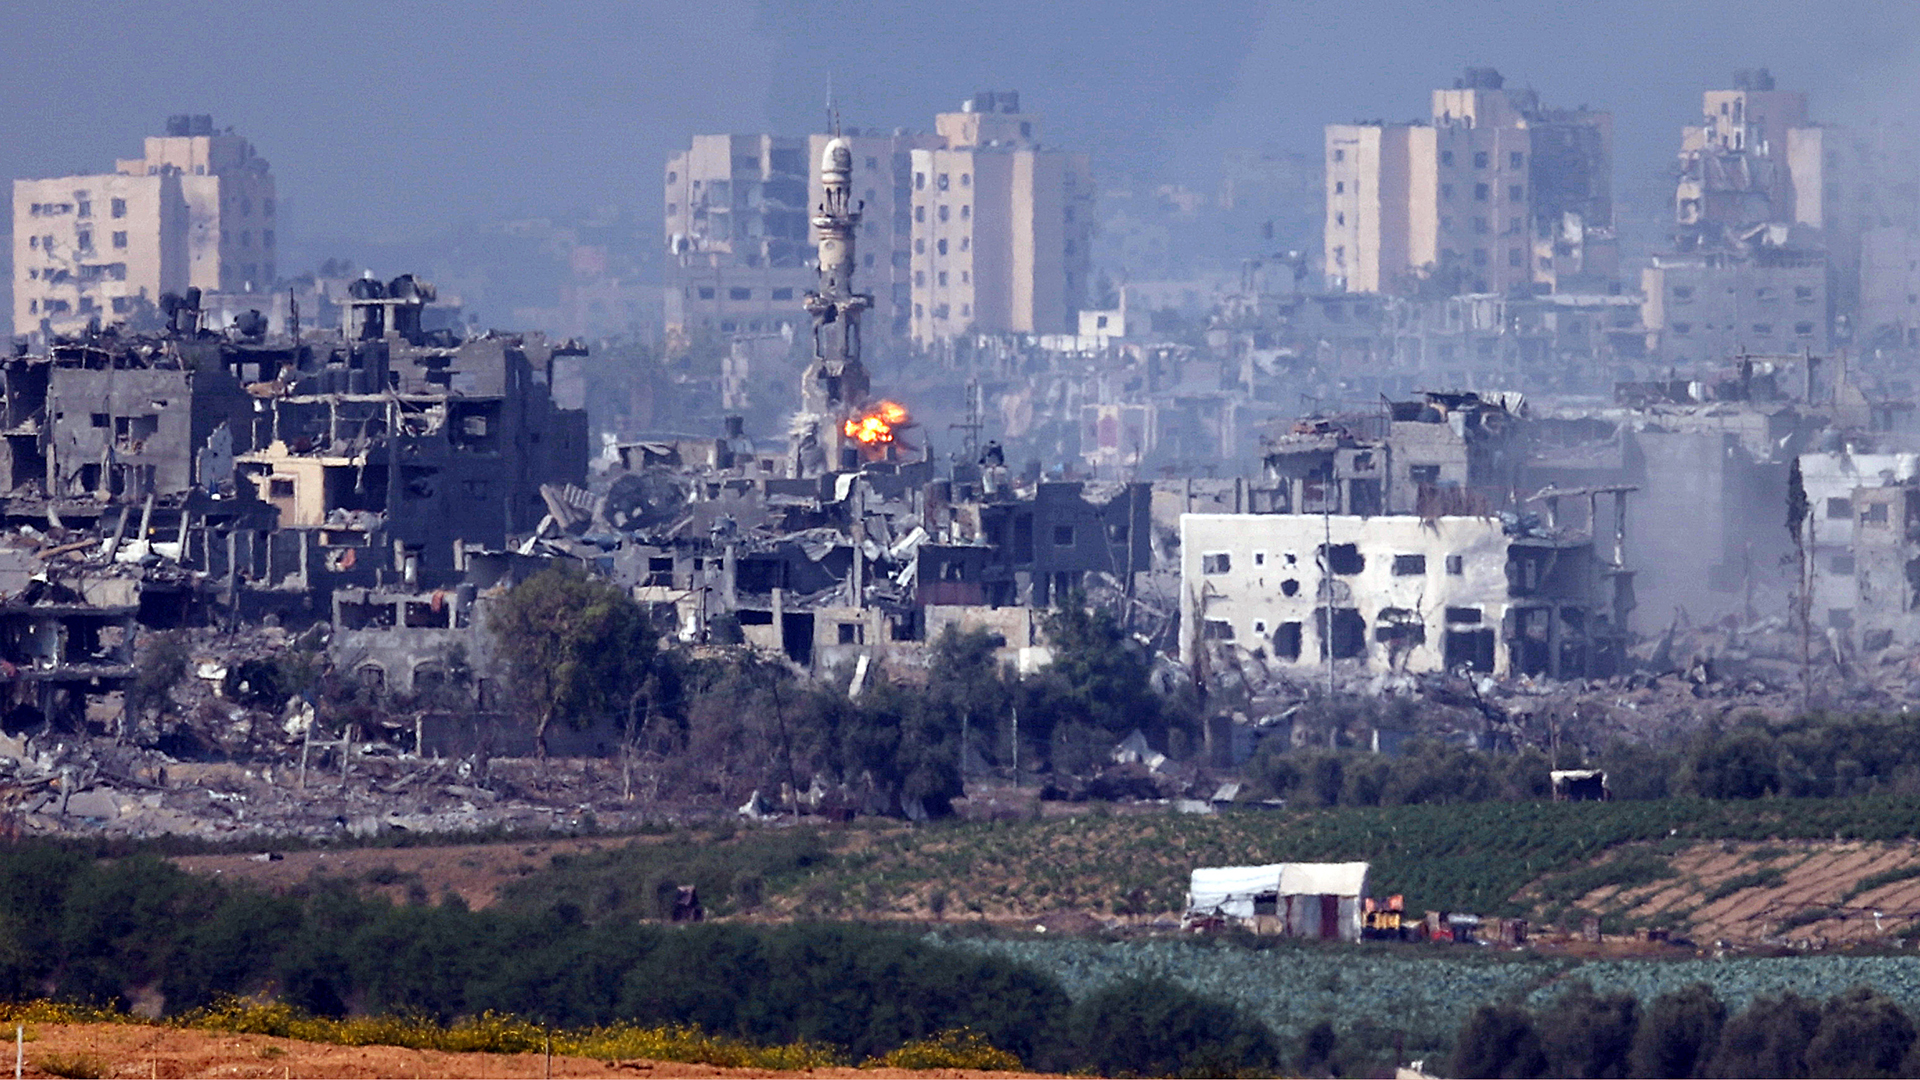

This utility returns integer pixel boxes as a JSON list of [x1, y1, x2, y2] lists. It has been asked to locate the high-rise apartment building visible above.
[[13, 114, 275, 335], [908, 92, 1094, 344], [663, 134, 813, 338], [1325, 69, 1612, 296]]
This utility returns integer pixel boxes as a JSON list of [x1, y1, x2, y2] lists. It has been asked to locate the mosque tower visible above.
[[791, 136, 873, 476]]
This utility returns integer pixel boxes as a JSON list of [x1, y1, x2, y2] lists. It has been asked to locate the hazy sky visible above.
[[2, 0, 1916, 259]]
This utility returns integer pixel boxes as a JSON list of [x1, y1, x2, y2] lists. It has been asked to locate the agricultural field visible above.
[[177, 794, 1920, 938], [936, 934, 1920, 1067]]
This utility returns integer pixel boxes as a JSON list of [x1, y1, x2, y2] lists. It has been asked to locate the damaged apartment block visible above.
[[1182, 391, 1634, 679]]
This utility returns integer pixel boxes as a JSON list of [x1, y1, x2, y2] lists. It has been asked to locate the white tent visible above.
[[1186, 861, 1369, 941]]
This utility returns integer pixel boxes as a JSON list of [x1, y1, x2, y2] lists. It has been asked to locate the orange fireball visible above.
[[843, 400, 909, 444]]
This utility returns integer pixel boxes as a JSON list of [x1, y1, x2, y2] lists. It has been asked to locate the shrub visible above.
[[1065, 976, 1281, 1078]]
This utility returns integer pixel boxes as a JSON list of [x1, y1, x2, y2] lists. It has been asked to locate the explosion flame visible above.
[[843, 401, 909, 445]]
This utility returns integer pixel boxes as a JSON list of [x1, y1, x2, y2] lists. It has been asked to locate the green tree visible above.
[[926, 626, 1012, 773], [1712, 991, 1819, 1078], [1539, 982, 1638, 1079], [1452, 1003, 1547, 1078], [1631, 983, 1726, 1079], [1040, 598, 1162, 742], [125, 630, 190, 737], [1066, 976, 1280, 1078], [489, 566, 656, 757], [1806, 986, 1914, 1078]]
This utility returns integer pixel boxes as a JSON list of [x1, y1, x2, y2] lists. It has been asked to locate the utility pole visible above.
[[1323, 493, 1335, 701]]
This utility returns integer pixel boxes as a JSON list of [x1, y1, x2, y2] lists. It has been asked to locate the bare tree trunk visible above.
[[535, 707, 553, 760]]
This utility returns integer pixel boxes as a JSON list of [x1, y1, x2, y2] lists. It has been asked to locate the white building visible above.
[[1797, 450, 1920, 651], [1179, 511, 1629, 678]]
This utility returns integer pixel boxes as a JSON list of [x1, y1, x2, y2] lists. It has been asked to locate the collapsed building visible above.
[[0, 278, 591, 737]]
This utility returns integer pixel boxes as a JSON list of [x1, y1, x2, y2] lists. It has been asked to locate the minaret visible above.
[[793, 136, 871, 475]]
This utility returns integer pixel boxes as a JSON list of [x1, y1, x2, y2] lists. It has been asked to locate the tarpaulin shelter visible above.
[[1184, 861, 1370, 941]]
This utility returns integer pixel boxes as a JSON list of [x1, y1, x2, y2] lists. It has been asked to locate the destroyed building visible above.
[[1180, 500, 1633, 679], [1798, 448, 1920, 654]]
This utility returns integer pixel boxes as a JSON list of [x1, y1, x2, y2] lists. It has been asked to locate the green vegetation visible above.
[[488, 565, 667, 758], [1846, 864, 1920, 903], [1452, 981, 1920, 1079], [507, 795, 1920, 921], [1704, 866, 1788, 902], [0, 842, 1294, 1073]]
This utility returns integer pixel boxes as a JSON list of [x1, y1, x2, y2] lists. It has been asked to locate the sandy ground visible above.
[[172, 837, 633, 911], [10, 1024, 1049, 1079], [1557, 839, 1920, 946]]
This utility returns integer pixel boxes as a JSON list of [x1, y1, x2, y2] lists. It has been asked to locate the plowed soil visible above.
[[1540, 839, 1920, 946], [10, 1024, 1046, 1079]]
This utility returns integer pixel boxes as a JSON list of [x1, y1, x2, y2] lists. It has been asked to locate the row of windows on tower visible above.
[[1441, 150, 1525, 170]]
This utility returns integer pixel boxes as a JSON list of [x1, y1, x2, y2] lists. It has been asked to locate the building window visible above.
[[1508, 185, 1524, 202], [1831, 554, 1856, 575], [914, 205, 925, 222], [697, 286, 716, 300], [1335, 180, 1345, 194], [1441, 150, 1454, 166], [1865, 503, 1890, 524], [1446, 554, 1464, 575], [1053, 525, 1075, 547], [1509, 152, 1524, 169], [1392, 554, 1427, 576], [937, 271, 948, 286], [914, 172, 925, 190], [1827, 497, 1852, 520], [77, 230, 93, 252], [937, 239, 947, 255], [1474, 183, 1490, 201], [1202, 619, 1235, 640], [1202, 552, 1231, 574], [1473, 248, 1488, 266], [111, 231, 128, 249], [1474, 217, 1489, 234], [729, 287, 751, 300], [914, 271, 924, 286], [769, 287, 793, 301], [1474, 151, 1489, 168], [1332, 149, 1345, 162], [938, 205, 950, 222], [76, 200, 91, 218], [914, 238, 925, 254], [1752, 323, 1773, 335], [937, 173, 950, 191], [1829, 608, 1855, 630], [1336, 213, 1346, 226], [1795, 321, 1815, 336], [110, 198, 126, 218], [1672, 322, 1692, 334], [1795, 286, 1815, 301], [961, 204, 970, 219], [269, 477, 294, 497], [263, 229, 274, 247]]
